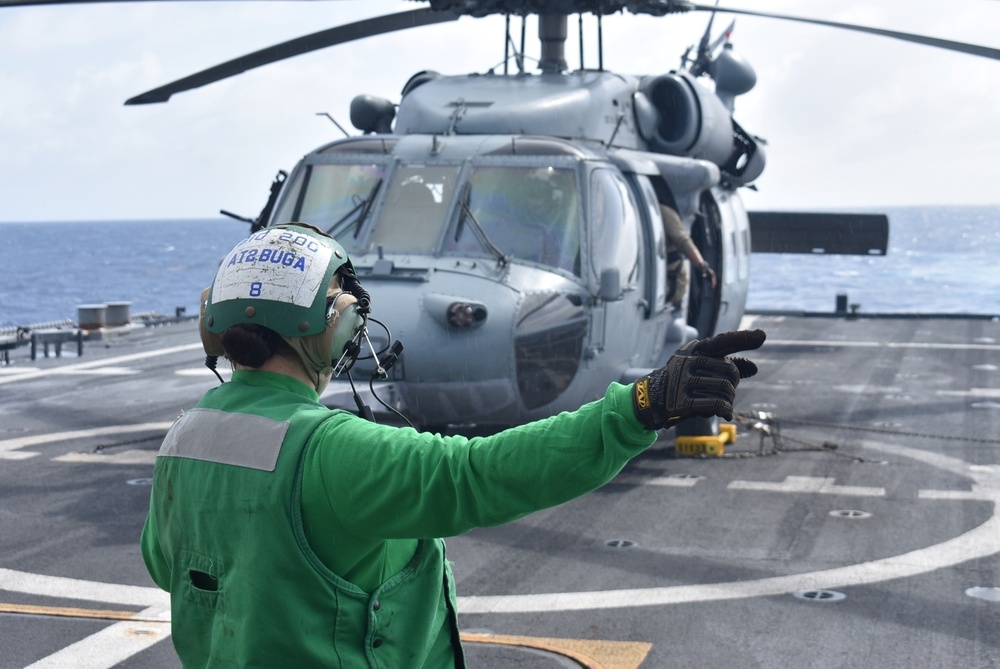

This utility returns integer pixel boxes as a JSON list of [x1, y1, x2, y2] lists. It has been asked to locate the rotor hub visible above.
[[422, 1, 693, 18]]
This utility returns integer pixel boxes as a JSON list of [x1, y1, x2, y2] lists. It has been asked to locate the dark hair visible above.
[[220, 324, 297, 368]]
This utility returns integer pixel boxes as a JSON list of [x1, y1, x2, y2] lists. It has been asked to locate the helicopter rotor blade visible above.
[[124, 8, 459, 105], [689, 4, 1000, 61], [0, 0, 349, 5]]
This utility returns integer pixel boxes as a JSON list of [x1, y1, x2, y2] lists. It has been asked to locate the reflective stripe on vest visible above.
[[158, 408, 288, 471]]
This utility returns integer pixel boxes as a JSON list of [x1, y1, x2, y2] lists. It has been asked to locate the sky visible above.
[[1, 0, 999, 222]]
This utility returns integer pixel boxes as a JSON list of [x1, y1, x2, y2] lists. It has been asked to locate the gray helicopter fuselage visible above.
[[269, 138, 748, 428], [394, 70, 643, 147]]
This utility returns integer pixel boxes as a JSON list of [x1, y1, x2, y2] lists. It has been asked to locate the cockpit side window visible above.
[[589, 169, 640, 286], [444, 165, 581, 275]]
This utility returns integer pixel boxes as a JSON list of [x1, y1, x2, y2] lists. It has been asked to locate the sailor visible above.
[[140, 221, 765, 668], [660, 203, 717, 311]]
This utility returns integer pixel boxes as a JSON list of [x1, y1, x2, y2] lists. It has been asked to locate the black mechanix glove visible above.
[[632, 329, 766, 430]]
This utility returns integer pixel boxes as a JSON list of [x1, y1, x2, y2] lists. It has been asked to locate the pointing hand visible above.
[[632, 329, 766, 431]]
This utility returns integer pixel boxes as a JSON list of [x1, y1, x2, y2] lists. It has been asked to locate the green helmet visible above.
[[202, 223, 367, 389], [205, 223, 353, 337]]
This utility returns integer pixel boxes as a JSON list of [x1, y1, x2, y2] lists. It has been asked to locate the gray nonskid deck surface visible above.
[[1, 315, 998, 668]]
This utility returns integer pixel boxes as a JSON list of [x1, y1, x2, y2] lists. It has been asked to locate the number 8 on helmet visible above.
[[199, 222, 369, 393]]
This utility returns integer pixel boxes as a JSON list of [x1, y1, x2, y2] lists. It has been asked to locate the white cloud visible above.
[[1, 0, 998, 221]]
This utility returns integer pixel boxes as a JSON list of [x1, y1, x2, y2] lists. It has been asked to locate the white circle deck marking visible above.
[[458, 440, 1000, 613], [0, 422, 175, 460], [3, 439, 997, 666], [0, 343, 202, 385], [764, 338, 1000, 352]]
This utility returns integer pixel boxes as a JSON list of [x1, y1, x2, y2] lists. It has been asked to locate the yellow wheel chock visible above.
[[674, 423, 736, 457]]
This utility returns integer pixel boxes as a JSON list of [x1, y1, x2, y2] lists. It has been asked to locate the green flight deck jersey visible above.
[[141, 370, 655, 668]]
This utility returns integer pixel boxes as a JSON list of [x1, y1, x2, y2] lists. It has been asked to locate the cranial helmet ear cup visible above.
[[326, 290, 365, 362], [199, 287, 225, 357]]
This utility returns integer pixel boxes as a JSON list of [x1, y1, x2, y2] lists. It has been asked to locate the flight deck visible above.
[[1, 313, 999, 668]]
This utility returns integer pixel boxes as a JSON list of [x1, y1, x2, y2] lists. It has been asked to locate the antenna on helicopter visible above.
[[687, 0, 735, 78], [597, 11, 604, 71], [503, 14, 528, 74], [316, 112, 350, 138], [505, 31, 525, 74]]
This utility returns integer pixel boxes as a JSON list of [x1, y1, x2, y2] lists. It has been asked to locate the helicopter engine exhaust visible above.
[[634, 70, 765, 187], [635, 72, 733, 165]]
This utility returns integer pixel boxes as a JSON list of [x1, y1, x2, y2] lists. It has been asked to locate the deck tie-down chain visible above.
[[90, 432, 166, 453], [720, 411, 1000, 461]]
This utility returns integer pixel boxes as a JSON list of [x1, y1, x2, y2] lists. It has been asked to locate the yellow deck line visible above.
[[0, 602, 141, 622], [1, 604, 652, 667], [461, 632, 652, 669]]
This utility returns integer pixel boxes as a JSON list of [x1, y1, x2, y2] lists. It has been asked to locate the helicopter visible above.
[[6, 0, 998, 436]]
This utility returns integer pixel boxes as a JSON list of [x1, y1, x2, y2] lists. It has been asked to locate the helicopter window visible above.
[[589, 169, 640, 285], [443, 165, 581, 274], [636, 175, 669, 315], [272, 162, 385, 254], [369, 165, 460, 253]]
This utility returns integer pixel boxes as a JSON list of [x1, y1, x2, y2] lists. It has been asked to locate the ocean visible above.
[[1, 205, 998, 329], [745, 205, 1000, 317], [0, 218, 251, 329]]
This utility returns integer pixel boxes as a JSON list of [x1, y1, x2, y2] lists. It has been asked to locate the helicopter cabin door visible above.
[[688, 188, 750, 336], [587, 167, 662, 369]]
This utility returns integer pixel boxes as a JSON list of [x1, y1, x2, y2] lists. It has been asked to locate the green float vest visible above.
[[147, 378, 463, 668]]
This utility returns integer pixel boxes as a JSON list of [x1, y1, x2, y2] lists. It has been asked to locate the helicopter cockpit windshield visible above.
[[272, 158, 583, 276], [272, 161, 385, 253], [369, 164, 459, 254], [444, 165, 581, 275]]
